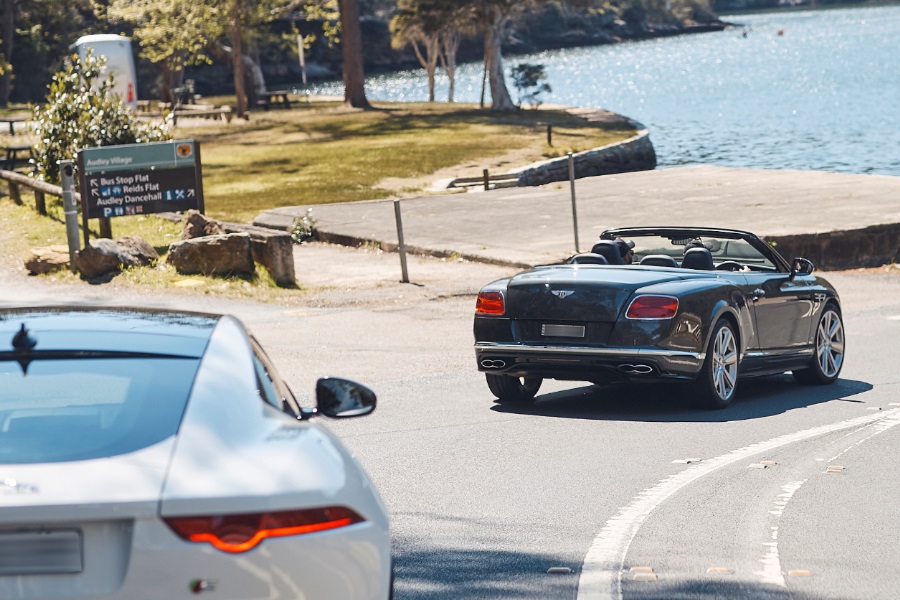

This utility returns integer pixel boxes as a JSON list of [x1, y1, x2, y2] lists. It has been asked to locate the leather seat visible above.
[[681, 247, 715, 270], [640, 254, 678, 268], [590, 241, 624, 265], [569, 253, 609, 265]]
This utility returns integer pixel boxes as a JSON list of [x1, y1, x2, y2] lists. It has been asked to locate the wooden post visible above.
[[34, 190, 46, 215], [99, 217, 112, 239], [483, 169, 490, 192], [547, 124, 553, 146], [8, 180, 20, 205]]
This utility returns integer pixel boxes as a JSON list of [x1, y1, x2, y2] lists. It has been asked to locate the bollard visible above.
[[568, 152, 580, 253], [393, 199, 409, 283], [60, 160, 81, 268]]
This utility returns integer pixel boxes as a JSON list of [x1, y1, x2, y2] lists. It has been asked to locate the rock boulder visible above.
[[166, 233, 255, 277], [24, 245, 70, 275], [181, 209, 226, 240], [72, 236, 159, 279]]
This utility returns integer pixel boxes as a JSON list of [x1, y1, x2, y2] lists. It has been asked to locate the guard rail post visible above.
[[60, 160, 81, 267]]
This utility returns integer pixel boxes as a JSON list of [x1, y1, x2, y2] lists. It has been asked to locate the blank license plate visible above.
[[541, 324, 585, 338], [0, 529, 83, 575]]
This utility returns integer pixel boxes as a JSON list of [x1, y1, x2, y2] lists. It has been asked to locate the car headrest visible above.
[[640, 254, 679, 268], [590, 241, 624, 265], [681, 247, 715, 270], [570, 253, 609, 265]]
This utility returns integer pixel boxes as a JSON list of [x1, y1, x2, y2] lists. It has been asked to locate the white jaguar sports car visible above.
[[0, 306, 391, 599]]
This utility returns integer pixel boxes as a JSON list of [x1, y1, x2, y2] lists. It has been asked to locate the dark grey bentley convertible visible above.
[[473, 227, 844, 409]]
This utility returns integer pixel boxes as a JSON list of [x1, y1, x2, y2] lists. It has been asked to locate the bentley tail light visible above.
[[164, 506, 364, 553], [626, 295, 679, 319], [476, 291, 505, 315]]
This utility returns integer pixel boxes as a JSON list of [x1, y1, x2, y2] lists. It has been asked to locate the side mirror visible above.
[[315, 377, 376, 418], [790, 257, 815, 279]]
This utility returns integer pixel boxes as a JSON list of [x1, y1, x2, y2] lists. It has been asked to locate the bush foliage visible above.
[[30, 51, 170, 184]]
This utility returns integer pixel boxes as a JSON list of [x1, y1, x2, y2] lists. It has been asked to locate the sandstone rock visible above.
[[115, 236, 160, 267], [74, 240, 123, 279], [72, 236, 159, 279], [166, 233, 255, 277], [181, 209, 226, 240], [24, 245, 70, 275]]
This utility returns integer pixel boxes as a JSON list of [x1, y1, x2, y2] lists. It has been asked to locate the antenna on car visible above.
[[12, 324, 36, 350], [11, 323, 37, 375]]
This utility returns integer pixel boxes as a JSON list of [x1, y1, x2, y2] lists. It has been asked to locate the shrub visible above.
[[511, 63, 552, 109], [30, 51, 170, 185], [291, 208, 317, 244]]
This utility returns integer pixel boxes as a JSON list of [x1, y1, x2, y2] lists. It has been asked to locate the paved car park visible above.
[[256, 165, 900, 270]]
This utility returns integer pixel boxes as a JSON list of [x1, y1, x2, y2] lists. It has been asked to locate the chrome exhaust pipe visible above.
[[618, 363, 654, 375], [481, 359, 507, 369]]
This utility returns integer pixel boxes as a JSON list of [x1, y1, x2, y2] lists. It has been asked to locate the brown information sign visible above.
[[78, 140, 204, 223]]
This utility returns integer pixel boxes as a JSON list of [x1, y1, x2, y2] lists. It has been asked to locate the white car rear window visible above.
[[0, 357, 200, 464]]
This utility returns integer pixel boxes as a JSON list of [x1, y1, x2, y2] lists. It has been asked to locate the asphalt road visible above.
[[3, 250, 900, 600]]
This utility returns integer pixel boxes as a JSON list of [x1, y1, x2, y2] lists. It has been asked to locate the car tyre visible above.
[[486, 374, 542, 404], [693, 319, 739, 409], [793, 305, 844, 385]]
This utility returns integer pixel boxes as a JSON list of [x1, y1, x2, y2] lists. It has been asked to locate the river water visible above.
[[303, 5, 900, 176]]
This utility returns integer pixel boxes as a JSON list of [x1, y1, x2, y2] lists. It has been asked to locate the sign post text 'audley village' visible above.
[[77, 140, 204, 244]]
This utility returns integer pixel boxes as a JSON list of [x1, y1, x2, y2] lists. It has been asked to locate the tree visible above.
[[30, 51, 169, 184], [0, 0, 17, 106], [391, 0, 470, 103], [461, 0, 517, 110], [390, 1, 442, 102], [510, 62, 550, 108], [338, 0, 370, 108], [107, 0, 219, 104]]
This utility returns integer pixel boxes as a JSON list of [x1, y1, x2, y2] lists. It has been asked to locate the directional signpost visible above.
[[77, 140, 204, 245]]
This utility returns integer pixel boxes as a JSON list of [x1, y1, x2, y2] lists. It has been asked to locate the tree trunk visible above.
[[243, 42, 266, 107], [229, 1, 247, 117], [0, 0, 16, 108], [440, 31, 460, 103], [338, 0, 370, 109], [483, 8, 515, 111]]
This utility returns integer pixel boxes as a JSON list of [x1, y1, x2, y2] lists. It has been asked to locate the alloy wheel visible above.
[[817, 310, 844, 378], [712, 326, 738, 401]]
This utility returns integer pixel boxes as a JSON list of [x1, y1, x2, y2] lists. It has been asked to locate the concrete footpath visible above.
[[255, 165, 900, 270]]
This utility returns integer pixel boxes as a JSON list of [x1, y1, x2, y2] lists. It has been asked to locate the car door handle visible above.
[[751, 288, 765, 302]]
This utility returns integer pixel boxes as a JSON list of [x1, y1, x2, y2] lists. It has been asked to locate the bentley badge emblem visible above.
[[551, 290, 575, 299]]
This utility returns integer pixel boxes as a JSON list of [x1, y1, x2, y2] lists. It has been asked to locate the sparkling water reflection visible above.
[[303, 5, 900, 175]]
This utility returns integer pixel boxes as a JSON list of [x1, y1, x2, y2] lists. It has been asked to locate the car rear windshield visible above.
[[0, 357, 200, 464]]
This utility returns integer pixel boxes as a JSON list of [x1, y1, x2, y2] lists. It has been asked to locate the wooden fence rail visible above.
[[0, 169, 80, 216]]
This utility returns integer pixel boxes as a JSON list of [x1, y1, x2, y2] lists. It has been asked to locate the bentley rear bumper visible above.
[[474, 342, 705, 382]]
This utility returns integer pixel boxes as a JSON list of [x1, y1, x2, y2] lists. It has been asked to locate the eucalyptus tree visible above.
[[463, 0, 592, 111], [389, 0, 444, 102], [106, 0, 219, 105], [390, 0, 471, 103], [337, 0, 370, 108]]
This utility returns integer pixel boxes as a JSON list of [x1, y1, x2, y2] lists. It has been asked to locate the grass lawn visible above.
[[175, 100, 636, 223]]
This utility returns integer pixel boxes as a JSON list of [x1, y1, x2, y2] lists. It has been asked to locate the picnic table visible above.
[[258, 90, 292, 110], [3, 144, 33, 171], [0, 115, 29, 135]]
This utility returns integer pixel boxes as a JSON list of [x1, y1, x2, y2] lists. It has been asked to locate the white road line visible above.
[[576, 408, 900, 600], [756, 480, 806, 587]]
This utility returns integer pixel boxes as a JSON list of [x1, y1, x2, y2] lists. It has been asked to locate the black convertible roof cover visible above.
[[600, 226, 761, 241]]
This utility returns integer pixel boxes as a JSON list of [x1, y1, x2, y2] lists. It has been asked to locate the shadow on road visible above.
[[490, 376, 873, 423], [392, 533, 578, 599]]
